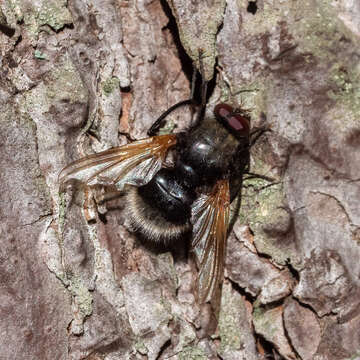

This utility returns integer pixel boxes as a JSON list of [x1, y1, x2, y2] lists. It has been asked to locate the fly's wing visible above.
[[191, 179, 230, 303], [58, 134, 177, 190]]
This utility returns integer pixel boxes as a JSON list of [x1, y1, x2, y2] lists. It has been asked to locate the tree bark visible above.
[[1, 0, 360, 359]]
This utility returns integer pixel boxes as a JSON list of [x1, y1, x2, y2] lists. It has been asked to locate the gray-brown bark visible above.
[[1, 0, 360, 359]]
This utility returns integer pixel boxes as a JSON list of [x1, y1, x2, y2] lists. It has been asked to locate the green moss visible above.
[[175, 319, 197, 349], [287, 0, 360, 72], [297, 7, 340, 61], [252, 304, 277, 337], [252, 302, 264, 320], [158, 119, 176, 135], [102, 77, 120, 97], [4, 0, 72, 37], [2, 0, 73, 38], [168, 0, 226, 80], [255, 315, 277, 337], [238, 164, 298, 265], [38, 1, 72, 30], [218, 79, 265, 118], [2, 0, 23, 23], [327, 64, 360, 116], [68, 276, 93, 317], [348, 352, 360, 360], [178, 346, 207, 360], [242, 0, 356, 68], [219, 312, 241, 351], [157, 252, 178, 290], [24, 0, 72, 36], [58, 191, 66, 235], [241, 0, 282, 35], [34, 50, 47, 60], [158, 296, 172, 320], [239, 176, 283, 227], [46, 56, 88, 104], [134, 340, 148, 355], [218, 284, 258, 357]]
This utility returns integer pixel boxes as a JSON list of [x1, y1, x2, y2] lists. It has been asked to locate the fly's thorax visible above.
[[138, 168, 196, 223], [180, 117, 246, 181]]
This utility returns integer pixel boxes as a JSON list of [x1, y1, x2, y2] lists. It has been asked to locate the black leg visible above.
[[234, 126, 270, 159], [229, 126, 272, 200], [190, 65, 197, 100], [230, 175, 244, 203], [243, 172, 276, 183], [147, 99, 194, 136], [249, 126, 270, 147], [242, 178, 280, 192], [191, 50, 208, 129], [119, 131, 137, 143], [147, 66, 199, 137], [199, 52, 207, 107], [147, 50, 209, 136], [228, 186, 242, 232]]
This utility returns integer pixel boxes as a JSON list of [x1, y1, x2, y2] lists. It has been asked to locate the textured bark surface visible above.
[[1, 0, 360, 359]]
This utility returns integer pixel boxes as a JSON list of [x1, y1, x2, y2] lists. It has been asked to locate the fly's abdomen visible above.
[[138, 168, 196, 223], [126, 167, 196, 242]]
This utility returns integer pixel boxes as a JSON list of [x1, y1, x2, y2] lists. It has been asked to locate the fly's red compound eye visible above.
[[214, 103, 250, 136]]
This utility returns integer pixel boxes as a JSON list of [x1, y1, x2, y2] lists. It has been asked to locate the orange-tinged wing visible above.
[[191, 179, 230, 303], [58, 134, 177, 190]]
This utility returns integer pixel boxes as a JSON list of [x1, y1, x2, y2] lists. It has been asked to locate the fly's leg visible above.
[[190, 65, 197, 100], [244, 125, 278, 182], [190, 49, 208, 129], [119, 131, 137, 143], [243, 172, 276, 183], [228, 171, 279, 233], [228, 175, 244, 233], [147, 67, 198, 137], [147, 99, 195, 136], [148, 49, 209, 136], [230, 124, 276, 200], [249, 126, 270, 147]]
